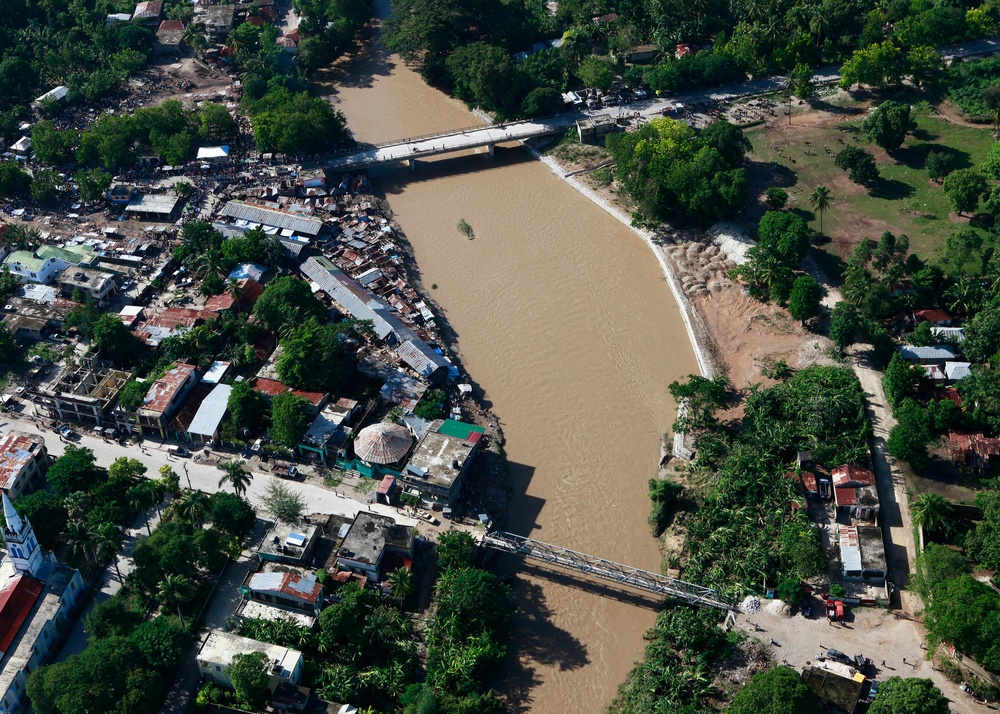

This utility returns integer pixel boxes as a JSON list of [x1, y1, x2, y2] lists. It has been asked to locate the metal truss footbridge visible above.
[[481, 530, 735, 612]]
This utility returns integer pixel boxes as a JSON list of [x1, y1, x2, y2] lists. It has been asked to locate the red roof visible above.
[[800, 471, 818, 493], [252, 376, 287, 397], [913, 309, 952, 324], [0, 574, 45, 656], [251, 377, 327, 406], [158, 19, 185, 31], [376, 475, 395, 495], [285, 28, 300, 42], [238, 278, 264, 307], [831, 464, 875, 488], [203, 294, 235, 314]]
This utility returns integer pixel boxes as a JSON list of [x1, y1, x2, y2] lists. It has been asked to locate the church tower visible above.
[[2, 492, 48, 577]]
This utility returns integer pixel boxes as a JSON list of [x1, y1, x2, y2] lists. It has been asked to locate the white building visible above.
[[0, 494, 85, 714], [196, 631, 304, 692]]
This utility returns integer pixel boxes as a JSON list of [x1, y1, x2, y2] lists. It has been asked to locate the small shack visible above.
[[576, 114, 620, 143]]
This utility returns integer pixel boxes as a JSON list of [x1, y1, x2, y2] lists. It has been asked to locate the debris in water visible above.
[[457, 218, 475, 240]]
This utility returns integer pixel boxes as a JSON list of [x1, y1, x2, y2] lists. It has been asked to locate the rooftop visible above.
[[247, 569, 323, 605], [56, 266, 115, 290], [258, 520, 319, 562], [187, 383, 232, 438], [138, 363, 196, 417], [338, 512, 413, 567], [0, 573, 44, 657], [898, 344, 957, 361], [0, 431, 45, 490], [200, 361, 231, 384], [197, 630, 302, 674], [251, 377, 327, 406], [354, 422, 413, 464], [125, 193, 179, 215], [300, 405, 347, 448], [236, 599, 315, 628], [219, 201, 324, 236], [404, 424, 480, 493], [132, 0, 162, 18], [801, 666, 864, 713]]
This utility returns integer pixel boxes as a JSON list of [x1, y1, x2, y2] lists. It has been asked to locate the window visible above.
[[29, 273, 36, 278]]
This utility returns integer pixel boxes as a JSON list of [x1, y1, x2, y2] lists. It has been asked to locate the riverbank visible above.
[[529, 147, 718, 380], [533, 140, 835, 390]]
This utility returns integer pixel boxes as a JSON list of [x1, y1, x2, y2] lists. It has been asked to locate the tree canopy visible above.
[[728, 666, 820, 714], [605, 118, 750, 224], [252, 276, 327, 335], [868, 677, 950, 714]]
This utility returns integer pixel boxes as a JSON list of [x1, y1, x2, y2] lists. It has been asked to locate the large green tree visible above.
[[252, 276, 326, 335], [277, 317, 355, 392], [867, 677, 950, 714], [47, 446, 104, 497], [943, 169, 987, 215], [728, 666, 820, 714], [227, 651, 270, 709], [605, 118, 750, 224], [787, 276, 822, 323], [268, 392, 311, 448], [863, 100, 913, 151]]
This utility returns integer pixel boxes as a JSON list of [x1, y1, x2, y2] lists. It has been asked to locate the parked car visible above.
[[826, 649, 852, 665], [167, 446, 189, 457], [867, 681, 880, 702]]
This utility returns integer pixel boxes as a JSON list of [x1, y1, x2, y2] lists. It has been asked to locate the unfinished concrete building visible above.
[[32, 358, 131, 426]]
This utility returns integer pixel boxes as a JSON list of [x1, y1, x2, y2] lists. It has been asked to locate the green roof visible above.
[[438, 419, 485, 441], [311, 256, 337, 272], [4, 251, 44, 271], [37, 244, 95, 263]]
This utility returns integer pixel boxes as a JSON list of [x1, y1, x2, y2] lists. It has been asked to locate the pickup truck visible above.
[[272, 462, 299, 479]]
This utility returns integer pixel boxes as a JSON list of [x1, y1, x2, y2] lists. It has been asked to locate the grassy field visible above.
[[746, 107, 996, 271]]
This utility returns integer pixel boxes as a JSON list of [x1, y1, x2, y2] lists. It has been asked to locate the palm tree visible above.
[[64, 491, 92, 521], [65, 520, 94, 566], [93, 522, 125, 582], [174, 489, 210, 527], [218, 459, 253, 499], [809, 186, 832, 234], [386, 568, 413, 605], [127, 482, 155, 536], [911, 493, 953, 534], [158, 573, 196, 629]]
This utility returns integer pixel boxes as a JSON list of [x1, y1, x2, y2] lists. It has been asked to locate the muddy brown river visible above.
[[316, 12, 699, 711]]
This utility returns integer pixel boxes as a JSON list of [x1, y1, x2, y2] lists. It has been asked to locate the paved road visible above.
[[3, 408, 418, 528], [321, 32, 1000, 172]]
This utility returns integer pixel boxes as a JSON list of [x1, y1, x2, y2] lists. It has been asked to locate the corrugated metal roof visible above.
[[945, 361, 972, 381], [898, 344, 957, 361], [0, 433, 43, 490], [219, 201, 323, 236], [355, 423, 413, 464], [140, 363, 196, 415], [303, 257, 448, 377], [0, 574, 45, 657], [187, 384, 232, 437], [396, 339, 449, 378], [248, 571, 322, 603]]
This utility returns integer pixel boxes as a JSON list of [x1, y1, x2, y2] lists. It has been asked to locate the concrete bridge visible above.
[[322, 114, 584, 171]]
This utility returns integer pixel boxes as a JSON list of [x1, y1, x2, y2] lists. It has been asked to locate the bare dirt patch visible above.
[[692, 286, 836, 388]]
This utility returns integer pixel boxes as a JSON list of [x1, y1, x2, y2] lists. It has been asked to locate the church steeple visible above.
[[2, 492, 47, 576]]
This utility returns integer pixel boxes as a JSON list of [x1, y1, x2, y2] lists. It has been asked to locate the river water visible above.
[[315, 13, 699, 711]]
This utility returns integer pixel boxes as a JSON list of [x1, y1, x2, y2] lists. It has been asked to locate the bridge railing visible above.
[[482, 530, 734, 611]]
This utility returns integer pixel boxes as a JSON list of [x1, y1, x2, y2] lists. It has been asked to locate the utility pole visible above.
[[183, 463, 192, 490]]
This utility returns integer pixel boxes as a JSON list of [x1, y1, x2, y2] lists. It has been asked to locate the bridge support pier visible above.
[[487, 143, 495, 157], [408, 158, 418, 172]]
